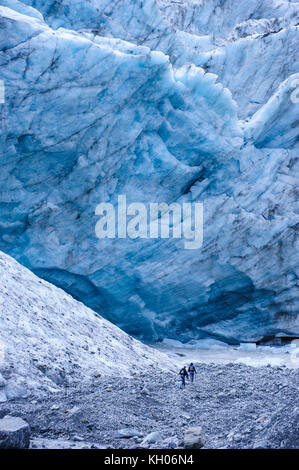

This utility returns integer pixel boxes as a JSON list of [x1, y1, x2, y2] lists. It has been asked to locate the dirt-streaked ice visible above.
[[0, 0, 298, 343]]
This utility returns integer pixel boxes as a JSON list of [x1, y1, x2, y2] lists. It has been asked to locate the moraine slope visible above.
[[0, 250, 174, 401]]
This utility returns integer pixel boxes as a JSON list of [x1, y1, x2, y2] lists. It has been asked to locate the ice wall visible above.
[[0, 0, 298, 343]]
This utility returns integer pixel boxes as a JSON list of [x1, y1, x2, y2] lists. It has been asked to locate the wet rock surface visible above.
[[1, 363, 298, 449]]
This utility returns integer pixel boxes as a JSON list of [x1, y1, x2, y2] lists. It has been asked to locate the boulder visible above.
[[180, 412, 191, 420], [0, 416, 30, 449], [0, 390, 7, 403], [114, 428, 142, 439], [141, 431, 163, 445], [5, 381, 28, 400], [184, 427, 205, 449], [0, 373, 6, 388], [253, 439, 271, 449]]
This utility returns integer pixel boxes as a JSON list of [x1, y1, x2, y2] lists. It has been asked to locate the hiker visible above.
[[179, 366, 189, 388], [188, 362, 197, 383]]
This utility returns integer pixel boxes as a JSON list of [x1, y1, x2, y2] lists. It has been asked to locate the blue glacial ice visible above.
[[0, 0, 298, 343]]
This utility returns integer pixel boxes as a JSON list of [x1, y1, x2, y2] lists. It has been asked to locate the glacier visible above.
[[0, 0, 298, 343], [1, 252, 298, 451]]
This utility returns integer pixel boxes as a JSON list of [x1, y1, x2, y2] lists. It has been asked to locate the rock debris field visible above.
[[1, 363, 298, 449]]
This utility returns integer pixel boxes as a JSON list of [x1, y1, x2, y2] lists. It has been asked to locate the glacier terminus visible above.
[[0, 0, 298, 344]]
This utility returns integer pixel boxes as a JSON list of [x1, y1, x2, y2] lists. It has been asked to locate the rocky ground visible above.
[[1, 362, 298, 449]]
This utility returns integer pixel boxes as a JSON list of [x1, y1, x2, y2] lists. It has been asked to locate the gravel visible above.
[[0, 362, 298, 449]]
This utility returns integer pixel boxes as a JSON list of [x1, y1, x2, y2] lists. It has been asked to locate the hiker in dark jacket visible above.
[[179, 366, 189, 388], [188, 363, 197, 383]]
